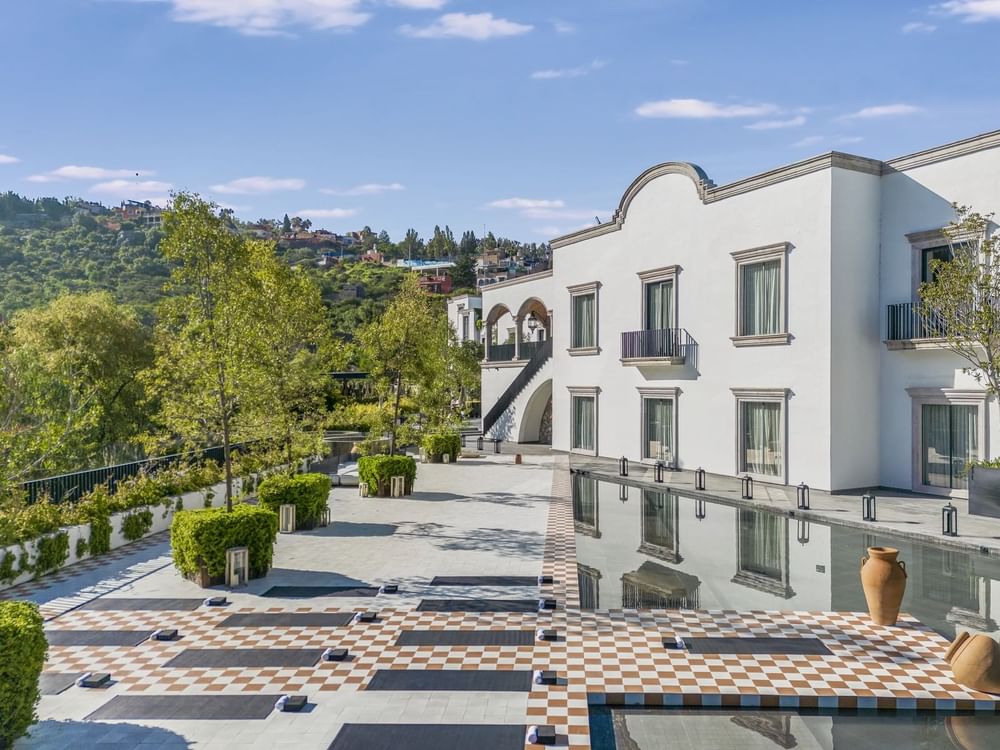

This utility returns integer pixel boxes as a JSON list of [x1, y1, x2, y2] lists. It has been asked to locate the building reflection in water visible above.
[[732, 509, 795, 599]]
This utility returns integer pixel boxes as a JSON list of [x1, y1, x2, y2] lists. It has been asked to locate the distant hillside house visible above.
[[113, 200, 162, 228]]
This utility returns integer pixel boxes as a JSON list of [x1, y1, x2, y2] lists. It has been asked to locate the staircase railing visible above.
[[482, 338, 553, 436]]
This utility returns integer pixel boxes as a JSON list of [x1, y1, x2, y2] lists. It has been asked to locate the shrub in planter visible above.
[[0, 551, 17, 586], [33, 532, 69, 577], [422, 432, 461, 463], [121, 509, 154, 542], [257, 473, 330, 530], [357, 455, 417, 497], [0, 601, 46, 748], [70, 487, 113, 556], [170, 505, 278, 587]]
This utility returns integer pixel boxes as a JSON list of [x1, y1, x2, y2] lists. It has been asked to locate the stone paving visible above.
[[9, 453, 1000, 750]]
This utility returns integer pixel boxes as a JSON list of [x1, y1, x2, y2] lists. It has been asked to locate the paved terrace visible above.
[[4, 454, 999, 750]]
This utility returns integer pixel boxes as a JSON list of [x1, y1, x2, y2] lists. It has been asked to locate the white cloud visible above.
[[745, 115, 807, 130], [791, 135, 825, 148], [321, 182, 405, 196], [531, 59, 606, 80], [835, 135, 865, 144], [552, 19, 576, 34], [0, 154, 20, 165], [387, 0, 447, 8], [521, 207, 603, 221], [937, 1, 1000, 22], [400, 12, 532, 40], [635, 98, 777, 119], [210, 176, 306, 194], [29, 165, 153, 182], [669, 58, 689, 66], [296, 208, 359, 218], [27, 175, 56, 183], [842, 103, 922, 119], [902, 21, 937, 32], [90, 179, 173, 195], [488, 198, 566, 210], [791, 134, 865, 149], [132, 0, 371, 36]]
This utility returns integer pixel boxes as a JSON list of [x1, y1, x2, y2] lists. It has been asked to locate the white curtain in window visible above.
[[742, 260, 781, 336], [645, 280, 674, 330], [951, 405, 978, 490], [738, 510, 784, 580], [644, 398, 673, 461], [742, 401, 781, 476], [573, 396, 595, 450], [923, 403, 979, 489], [573, 294, 595, 348]]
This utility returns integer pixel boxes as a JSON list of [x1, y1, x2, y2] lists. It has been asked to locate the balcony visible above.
[[486, 343, 517, 362], [620, 328, 696, 366], [886, 302, 946, 350]]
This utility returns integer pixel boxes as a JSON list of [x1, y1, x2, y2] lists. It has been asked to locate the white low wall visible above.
[[0, 480, 234, 593]]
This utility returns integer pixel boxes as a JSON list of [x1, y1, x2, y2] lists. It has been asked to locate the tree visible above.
[[398, 228, 422, 261], [7, 292, 153, 469], [357, 275, 443, 453], [142, 194, 267, 510], [452, 251, 476, 290], [918, 205, 1000, 394], [282, 214, 292, 233]]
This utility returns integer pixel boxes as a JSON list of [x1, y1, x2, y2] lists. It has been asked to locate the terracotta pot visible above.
[[946, 714, 1000, 749], [859, 546, 907, 625], [945, 631, 1000, 695]]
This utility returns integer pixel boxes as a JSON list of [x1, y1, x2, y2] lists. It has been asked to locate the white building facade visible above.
[[480, 129, 1000, 495], [447, 294, 483, 345]]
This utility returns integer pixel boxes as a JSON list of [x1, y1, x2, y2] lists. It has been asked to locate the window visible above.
[[921, 245, 953, 284], [639, 490, 680, 564], [568, 282, 600, 354], [461, 315, 469, 341], [908, 388, 987, 496], [638, 387, 679, 464], [732, 388, 788, 483], [731, 243, 790, 346], [568, 386, 599, 455], [732, 510, 793, 598], [645, 279, 674, 330]]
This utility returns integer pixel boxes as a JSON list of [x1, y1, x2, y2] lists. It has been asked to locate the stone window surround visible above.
[[730, 242, 791, 347], [567, 281, 601, 356], [567, 385, 600, 456], [906, 227, 982, 302], [637, 265, 681, 332], [905, 387, 988, 499], [731, 387, 790, 485], [637, 386, 680, 466]]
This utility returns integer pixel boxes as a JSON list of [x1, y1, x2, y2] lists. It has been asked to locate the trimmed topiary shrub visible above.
[[357, 455, 417, 497], [0, 601, 47, 748], [121, 509, 154, 542], [257, 473, 330, 530], [422, 432, 461, 463], [170, 505, 279, 588]]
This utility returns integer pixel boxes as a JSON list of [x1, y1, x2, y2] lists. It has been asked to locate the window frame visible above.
[[731, 387, 789, 485], [567, 281, 601, 355], [637, 265, 680, 333], [730, 242, 790, 347], [567, 385, 600, 456], [906, 387, 988, 498], [637, 386, 680, 466]]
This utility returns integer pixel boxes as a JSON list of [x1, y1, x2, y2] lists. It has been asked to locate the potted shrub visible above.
[[170, 504, 279, 588], [257, 473, 331, 530], [422, 432, 461, 464], [357, 455, 417, 497], [0, 601, 46, 749], [968, 459, 1000, 519]]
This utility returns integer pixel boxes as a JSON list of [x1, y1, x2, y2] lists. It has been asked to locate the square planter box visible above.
[[969, 466, 1000, 519]]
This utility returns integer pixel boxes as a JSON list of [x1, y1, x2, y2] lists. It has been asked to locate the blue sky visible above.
[[2, 0, 999, 240]]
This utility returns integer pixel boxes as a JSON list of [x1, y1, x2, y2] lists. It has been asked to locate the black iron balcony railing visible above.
[[520, 340, 544, 359], [486, 343, 517, 362], [621, 328, 696, 363], [886, 302, 946, 341]]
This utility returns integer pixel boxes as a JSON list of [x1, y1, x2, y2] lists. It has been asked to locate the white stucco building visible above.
[[480, 129, 1000, 495], [447, 294, 483, 345]]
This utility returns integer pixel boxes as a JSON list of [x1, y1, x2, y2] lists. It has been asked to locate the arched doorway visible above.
[[518, 378, 553, 444]]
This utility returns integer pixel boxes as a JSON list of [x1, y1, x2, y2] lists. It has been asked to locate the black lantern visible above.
[[862, 494, 877, 522], [461, 434, 466, 447], [796, 519, 810, 545], [494, 438, 502, 454], [619, 456, 629, 477], [694, 467, 706, 491], [477, 436, 484, 451], [694, 498, 706, 520], [796, 483, 810, 510], [741, 475, 753, 500], [654, 461, 665, 483], [942, 503, 959, 537], [619, 484, 629, 503]]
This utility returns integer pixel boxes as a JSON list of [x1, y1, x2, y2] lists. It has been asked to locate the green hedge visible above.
[[422, 433, 461, 463], [121, 509, 154, 542], [0, 601, 47, 748], [170, 505, 278, 585], [257, 473, 330, 530], [357, 455, 417, 497]]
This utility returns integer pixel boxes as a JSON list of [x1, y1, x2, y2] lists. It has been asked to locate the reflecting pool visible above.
[[572, 473, 1000, 641]]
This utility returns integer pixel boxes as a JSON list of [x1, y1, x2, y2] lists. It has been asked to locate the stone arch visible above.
[[486, 303, 512, 325], [518, 378, 553, 444]]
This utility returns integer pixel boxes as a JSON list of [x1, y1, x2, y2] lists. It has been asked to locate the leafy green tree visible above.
[[142, 194, 267, 510], [918, 206, 1000, 394], [282, 214, 292, 233]]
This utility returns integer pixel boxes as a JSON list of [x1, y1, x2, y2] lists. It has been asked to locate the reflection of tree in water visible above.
[[730, 713, 797, 749], [611, 711, 643, 750]]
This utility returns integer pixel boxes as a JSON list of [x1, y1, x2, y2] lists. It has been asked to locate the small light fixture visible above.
[[619, 456, 629, 477], [694, 467, 706, 491], [654, 462, 665, 483], [942, 503, 959, 537], [477, 436, 484, 451], [494, 438, 502, 454], [741, 475, 753, 500], [796, 519, 810, 545], [797, 483, 810, 510], [526, 314, 539, 334], [862, 493, 877, 522], [619, 484, 629, 503], [694, 498, 706, 520]]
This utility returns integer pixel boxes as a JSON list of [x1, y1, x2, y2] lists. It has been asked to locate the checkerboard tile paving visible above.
[[19, 456, 1000, 750]]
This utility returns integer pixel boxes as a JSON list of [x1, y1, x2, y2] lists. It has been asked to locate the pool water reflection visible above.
[[572, 473, 1000, 641]]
